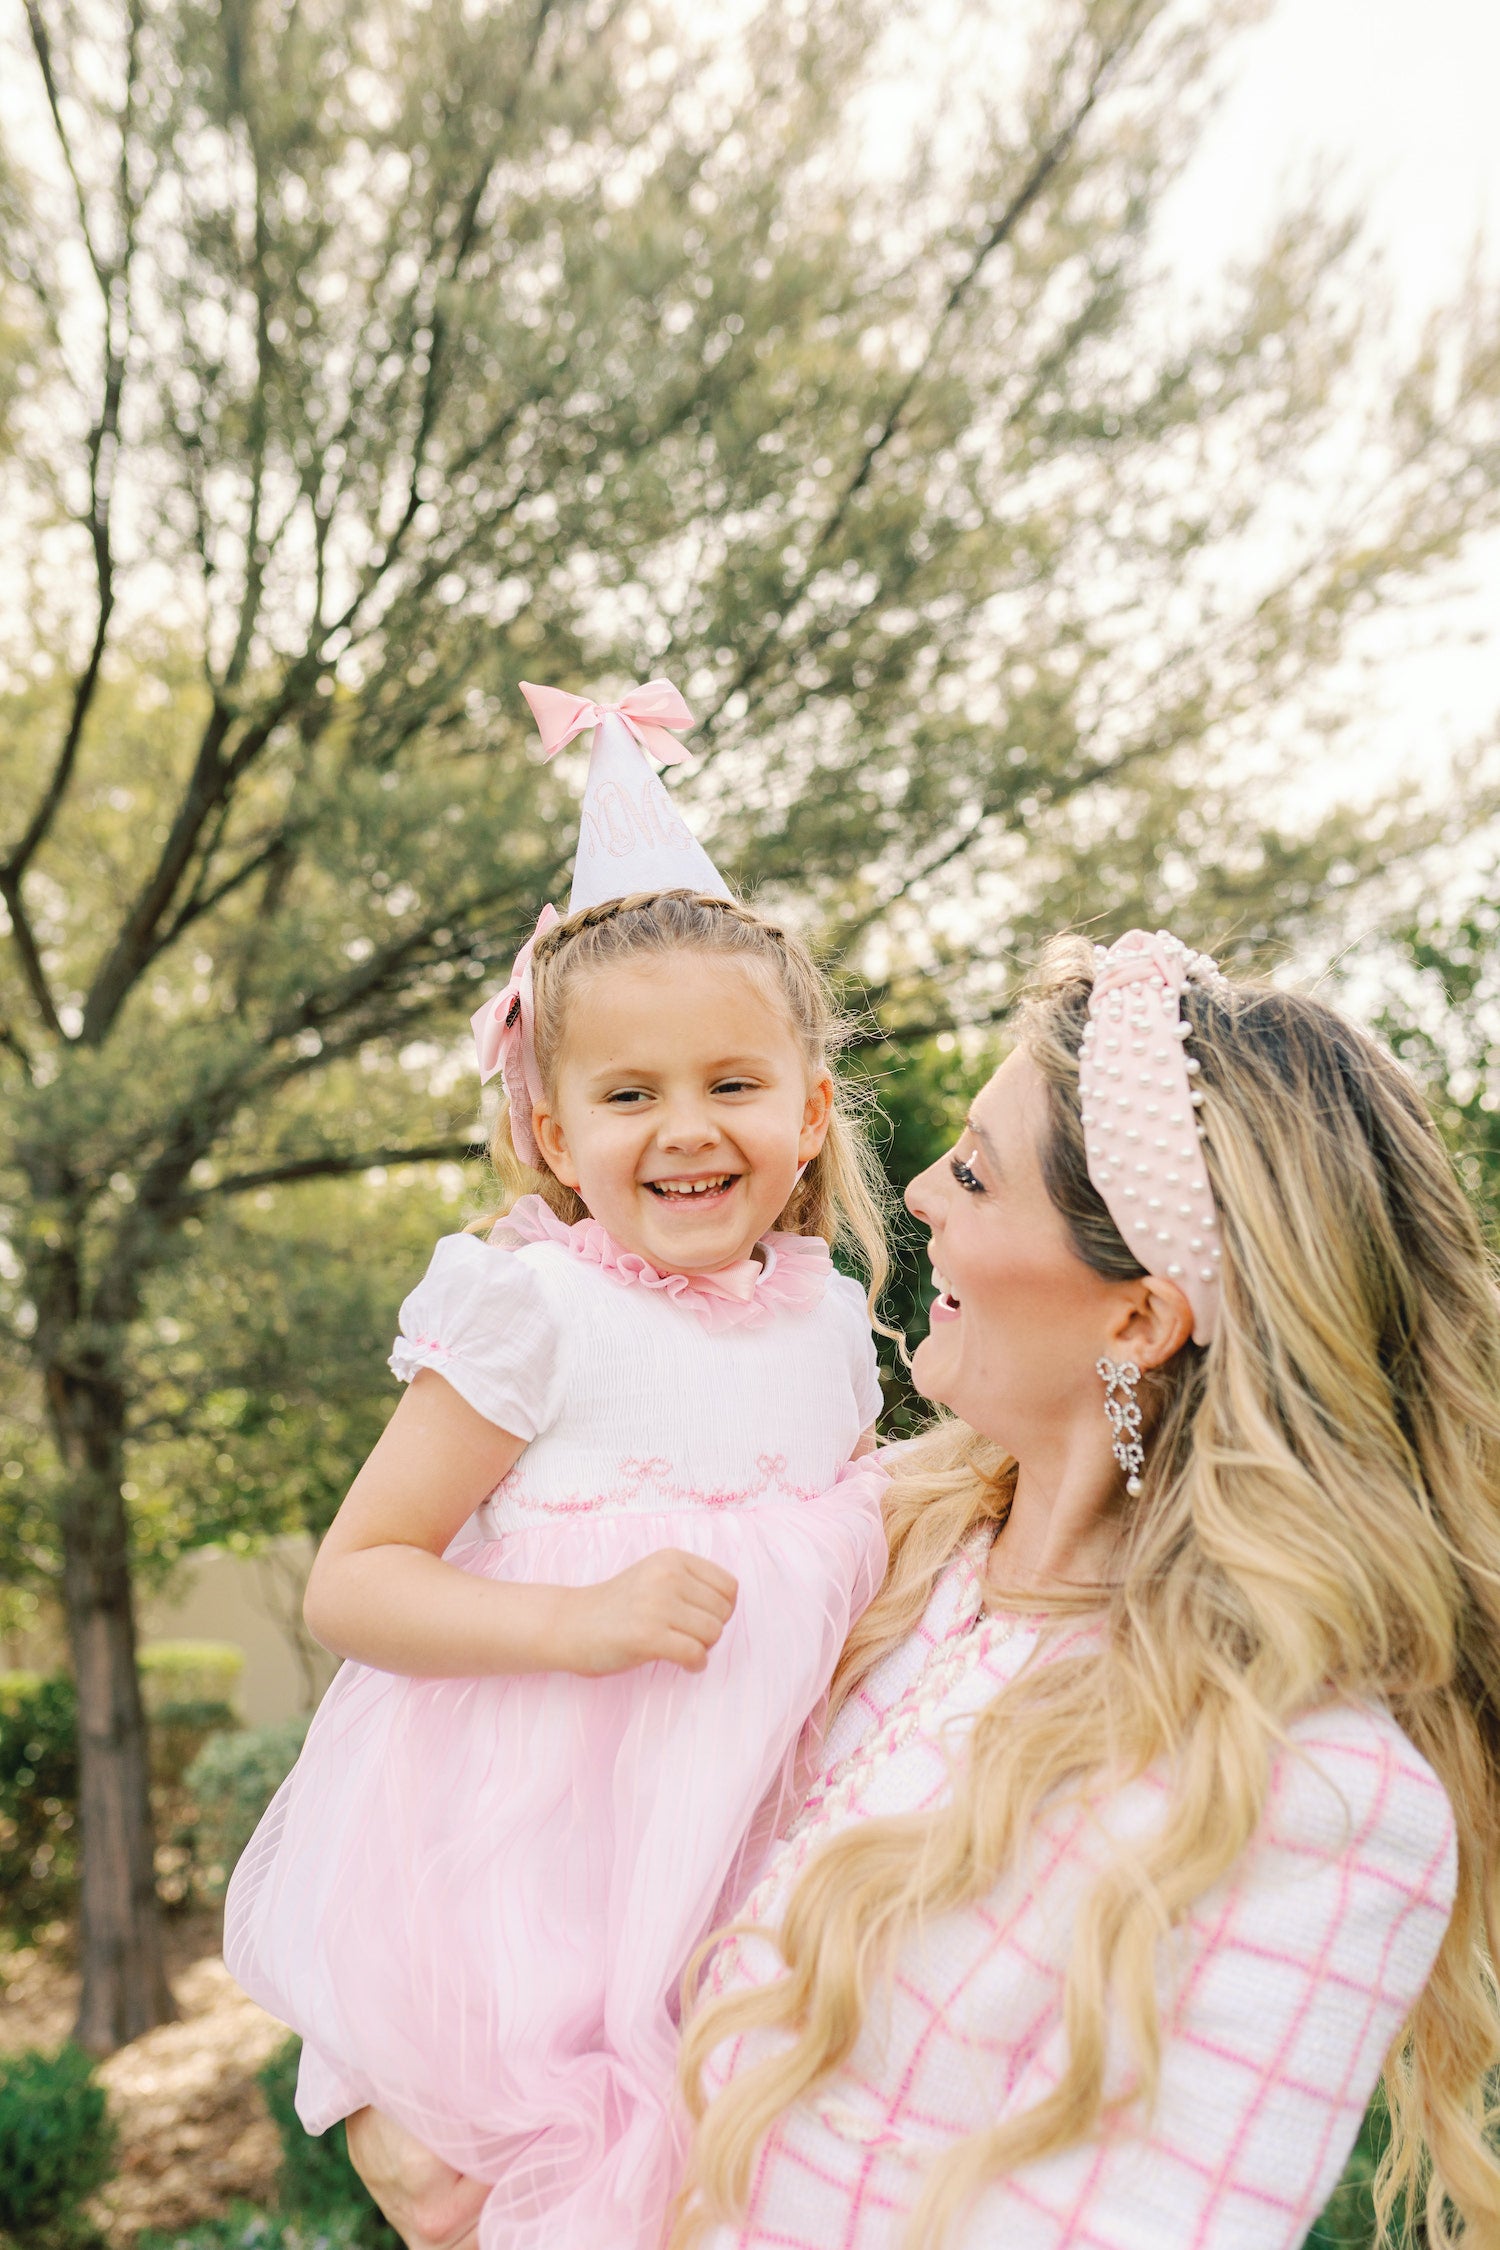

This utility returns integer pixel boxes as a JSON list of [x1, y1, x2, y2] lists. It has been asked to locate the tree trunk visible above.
[[47, 1353, 175, 2052]]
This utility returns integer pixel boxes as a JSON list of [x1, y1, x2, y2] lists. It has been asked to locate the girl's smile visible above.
[[532, 954, 835, 1274], [644, 1172, 740, 1204]]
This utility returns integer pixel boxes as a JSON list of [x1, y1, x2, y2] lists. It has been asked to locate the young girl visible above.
[[223, 684, 890, 2250]]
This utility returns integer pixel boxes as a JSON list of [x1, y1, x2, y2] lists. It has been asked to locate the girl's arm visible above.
[[304, 1369, 737, 1679]]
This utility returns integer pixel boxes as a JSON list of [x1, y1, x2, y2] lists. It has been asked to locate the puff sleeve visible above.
[[829, 1271, 884, 1432], [388, 1234, 567, 1442]]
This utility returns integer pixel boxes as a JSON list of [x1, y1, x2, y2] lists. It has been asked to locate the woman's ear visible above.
[[1108, 1275, 1194, 1373], [531, 1103, 580, 1189], [798, 1072, 836, 1163]]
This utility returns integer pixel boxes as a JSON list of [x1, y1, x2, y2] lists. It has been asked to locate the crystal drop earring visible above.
[[1097, 1356, 1144, 1497]]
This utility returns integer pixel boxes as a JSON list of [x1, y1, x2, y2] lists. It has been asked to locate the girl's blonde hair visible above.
[[476, 888, 892, 1318], [675, 935, 1500, 2248]]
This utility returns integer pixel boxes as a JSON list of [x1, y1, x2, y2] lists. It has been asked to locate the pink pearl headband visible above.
[[1077, 930, 1224, 1347]]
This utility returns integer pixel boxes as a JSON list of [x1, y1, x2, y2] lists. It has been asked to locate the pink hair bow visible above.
[[470, 904, 560, 1170], [1091, 929, 1192, 1005], [519, 679, 696, 767]]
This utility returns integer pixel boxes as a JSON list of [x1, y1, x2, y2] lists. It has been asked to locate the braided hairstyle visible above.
[[479, 889, 892, 1319]]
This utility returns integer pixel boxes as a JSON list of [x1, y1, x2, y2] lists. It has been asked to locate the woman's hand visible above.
[[345, 2107, 489, 2250], [566, 1548, 738, 1674]]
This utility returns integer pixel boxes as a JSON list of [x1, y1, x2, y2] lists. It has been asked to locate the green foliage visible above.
[[1375, 901, 1500, 1233], [153, 1699, 241, 1734], [1302, 2101, 1385, 2247], [139, 2210, 366, 2250], [257, 2041, 400, 2250], [149, 1701, 242, 1790], [138, 1642, 246, 1709], [0, 2044, 116, 2248], [121, 1178, 471, 1574], [855, 1035, 1002, 1424], [183, 1720, 310, 1894], [140, 1643, 247, 1785], [1299, 2085, 1430, 2250], [0, 1672, 77, 1934]]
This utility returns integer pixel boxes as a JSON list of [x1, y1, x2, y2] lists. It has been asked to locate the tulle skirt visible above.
[[223, 1461, 887, 2250]]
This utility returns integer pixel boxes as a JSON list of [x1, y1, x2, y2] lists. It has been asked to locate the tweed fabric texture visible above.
[[698, 1536, 1457, 2249]]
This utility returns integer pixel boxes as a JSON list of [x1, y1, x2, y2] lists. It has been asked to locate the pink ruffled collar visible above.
[[489, 1194, 832, 1332]]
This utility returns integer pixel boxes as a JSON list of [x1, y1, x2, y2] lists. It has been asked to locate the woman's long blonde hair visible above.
[[475, 889, 892, 1317], [675, 936, 1500, 2247]]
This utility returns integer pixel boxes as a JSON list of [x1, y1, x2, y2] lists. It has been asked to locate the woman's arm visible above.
[[304, 1369, 737, 1679], [948, 1714, 1457, 2248]]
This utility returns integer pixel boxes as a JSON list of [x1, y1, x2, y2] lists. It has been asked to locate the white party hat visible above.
[[473, 680, 734, 1149], [518, 679, 731, 914]]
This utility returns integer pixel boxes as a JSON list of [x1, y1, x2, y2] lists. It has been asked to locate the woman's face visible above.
[[905, 1049, 1135, 1452]]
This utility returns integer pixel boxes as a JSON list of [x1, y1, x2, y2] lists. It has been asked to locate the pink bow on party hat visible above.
[[470, 904, 560, 1170], [520, 679, 696, 768]]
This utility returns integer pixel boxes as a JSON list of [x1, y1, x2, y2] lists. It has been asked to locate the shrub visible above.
[[149, 1698, 243, 1788], [0, 1672, 78, 1933], [139, 2211, 365, 2250], [183, 1720, 309, 1894], [0, 2043, 116, 2248], [156, 1699, 242, 1733], [257, 2040, 400, 2249], [137, 1642, 245, 1718]]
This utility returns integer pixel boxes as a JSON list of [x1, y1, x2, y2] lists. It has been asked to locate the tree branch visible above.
[[145, 830, 293, 967], [0, 877, 64, 1036], [79, 660, 336, 1045], [193, 1140, 483, 1201], [23, 0, 109, 295], [7, 0, 145, 1033], [0, 1013, 34, 1074], [692, 14, 1142, 760]]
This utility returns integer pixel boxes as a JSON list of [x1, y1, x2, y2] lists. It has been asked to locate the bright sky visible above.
[[4, 0, 1494, 801], [1154, 0, 1500, 811], [1161, 0, 1500, 316]]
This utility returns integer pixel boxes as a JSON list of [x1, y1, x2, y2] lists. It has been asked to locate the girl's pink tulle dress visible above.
[[223, 1196, 887, 2250]]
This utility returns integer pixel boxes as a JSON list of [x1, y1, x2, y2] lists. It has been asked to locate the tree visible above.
[[1374, 891, 1500, 1224], [4, 0, 1500, 2048]]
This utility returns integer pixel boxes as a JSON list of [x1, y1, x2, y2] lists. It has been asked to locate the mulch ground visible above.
[[0, 1912, 289, 2242]]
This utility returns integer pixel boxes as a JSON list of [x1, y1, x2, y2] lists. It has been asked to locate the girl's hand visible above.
[[570, 1549, 738, 1675]]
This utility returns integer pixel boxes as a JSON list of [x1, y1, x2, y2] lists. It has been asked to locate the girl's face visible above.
[[532, 953, 834, 1274], [904, 1049, 1132, 1449]]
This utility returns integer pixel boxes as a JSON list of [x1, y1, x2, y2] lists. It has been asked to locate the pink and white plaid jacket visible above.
[[698, 1535, 1457, 2249]]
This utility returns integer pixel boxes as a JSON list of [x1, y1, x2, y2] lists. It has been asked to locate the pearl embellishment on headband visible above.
[[1077, 930, 1224, 1348]]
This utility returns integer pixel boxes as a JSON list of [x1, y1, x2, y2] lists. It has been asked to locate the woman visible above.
[[351, 930, 1500, 2247]]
